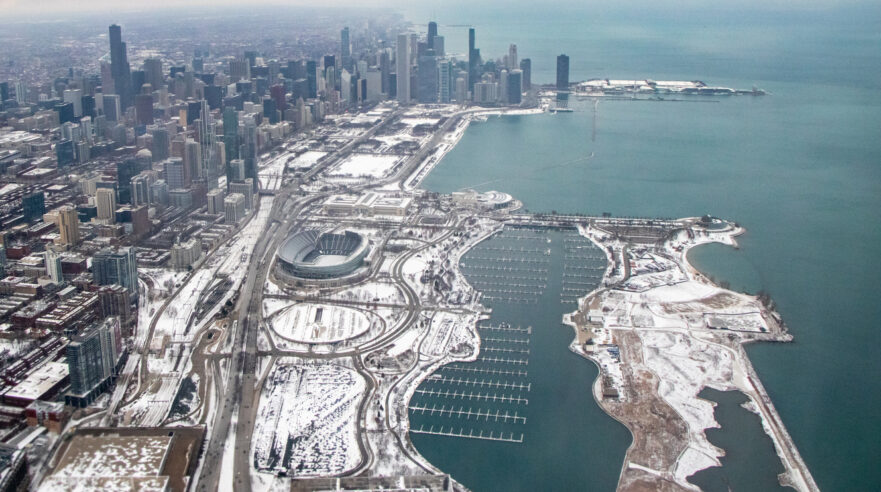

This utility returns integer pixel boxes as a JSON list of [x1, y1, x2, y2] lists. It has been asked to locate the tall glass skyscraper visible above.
[[92, 247, 138, 301], [556, 54, 570, 90], [396, 34, 410, 104], [108, 25, 132, 108]]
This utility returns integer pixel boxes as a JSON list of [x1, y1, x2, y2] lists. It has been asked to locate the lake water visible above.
[[408, 3, 881, 489]]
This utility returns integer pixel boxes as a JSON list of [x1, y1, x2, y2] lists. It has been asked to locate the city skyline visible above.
[[0, 4, 875, 492]]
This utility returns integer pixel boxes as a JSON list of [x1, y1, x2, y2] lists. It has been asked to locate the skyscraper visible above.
[[428, 22, 438, 50], [151, 126, 169, 162], [242, 115, 258, 190], [92, 247, 138, 300], [116, 160, 138, 204], [131, 174, 152, 207], [108, 25, 132, 109], [185, 139, 203, 181], [95, 188, 117, 223], [102, 94, 121, 122], [56, 205, 81, 246], [63, 89, 83, 118], [143, 58, 163, 91], [270, 84, 286, 114], [468, 28, 477, 92], [135, 94, 153, 125], [432, 36, 445, 57], [508, 69, 523, 105], [556, 54, 570, 90], [306, 61, 317, 98], [341, 27, 351, 71], [223, 106, 239, 176], [519, 59, 532, 91], [396, 34, 410, 104], [439, 61, 451, 103], [165, 157, 186, 190], [22, 192, 45, 222], [45, 248, 63, 284], [417, 52, 438, 103], [66, 317, 123, 407], [508, 44, 518, 70], [197, 99, 218, 187]]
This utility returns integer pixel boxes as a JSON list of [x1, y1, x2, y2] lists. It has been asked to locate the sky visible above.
[[2, 0, 877, 18]]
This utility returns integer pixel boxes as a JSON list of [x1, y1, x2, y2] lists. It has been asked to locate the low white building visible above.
[[322, 192, 411, 217], [170, 239, 202, 270], [224, 193, 246, 223]]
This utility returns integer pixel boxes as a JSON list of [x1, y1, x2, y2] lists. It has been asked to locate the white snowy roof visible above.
[[4, 362, 68, 401]]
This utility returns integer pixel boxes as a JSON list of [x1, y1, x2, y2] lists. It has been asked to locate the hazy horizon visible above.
[[3, 0, 880, 20]]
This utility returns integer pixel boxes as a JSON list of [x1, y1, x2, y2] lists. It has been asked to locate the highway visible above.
[[191, 106, 477, 489]]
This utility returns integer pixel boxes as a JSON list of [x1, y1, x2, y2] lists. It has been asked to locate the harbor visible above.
[[410, 226, 630, 491]]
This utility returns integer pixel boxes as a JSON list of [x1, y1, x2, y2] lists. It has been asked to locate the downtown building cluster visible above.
[[0, 16, 571, 489]]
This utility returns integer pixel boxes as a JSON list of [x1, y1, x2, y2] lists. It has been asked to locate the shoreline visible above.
[[559, 219, 817, 491]]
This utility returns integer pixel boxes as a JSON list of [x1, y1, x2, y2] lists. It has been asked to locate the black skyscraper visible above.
[[428, 21, 438, 49], [468, 28, 478, 91], [22, 192, 45, 222], [306, 61, 317, 98], [116, 160, 139, 204], [55, 102, 75, 124], [556, 54, 570, 90], [81, 95, 96, 119], [520, 59, 532, 91], [109, 25, 132, 109]]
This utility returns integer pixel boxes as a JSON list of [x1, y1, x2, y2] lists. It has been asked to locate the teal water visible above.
[[409, 4, 881, 490], [410, 228, 631, 491], [688, 389, 789, 492]]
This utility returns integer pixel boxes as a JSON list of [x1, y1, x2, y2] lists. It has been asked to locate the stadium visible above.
[[275, 229, 370, 280]]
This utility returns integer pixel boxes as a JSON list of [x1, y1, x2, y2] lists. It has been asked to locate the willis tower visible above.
[[109, 24, 132, 109]]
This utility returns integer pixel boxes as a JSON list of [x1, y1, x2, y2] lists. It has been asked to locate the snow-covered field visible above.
[[269, 303, 371, 343], [328, 154, 401, 178], [399, 117, 440, 127], [252, 361, 365, 477], [287, 151, 327, 170], [641, 330, 739, 483], [325, 281, 404, 305]]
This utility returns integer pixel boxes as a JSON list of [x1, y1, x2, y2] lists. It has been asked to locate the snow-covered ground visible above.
[[252, 361, 365, 477], [641, 330, 739, 483], [325, 281, 404, 305], [287, 151, 327, 170], [328, 153, 401, 178], [269, 303, 371, 343]]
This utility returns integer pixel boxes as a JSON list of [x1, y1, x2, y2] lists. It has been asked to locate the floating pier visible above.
[[483, 346, 530, 355], [482, 337, 529, 345], [432, 376, 531, 390], [411, 425, 524, 443], [409, 404, 527, 424], [479, 323, 531, 334], [442, 365, 528, 377], [414, 388, 529, 405], [476, 356, 529, 366]]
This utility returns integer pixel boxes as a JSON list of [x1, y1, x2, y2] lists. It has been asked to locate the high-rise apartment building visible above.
[[95, 188, 116, 223], [92, 247, 138, 300], [66, 317, 123, 407]]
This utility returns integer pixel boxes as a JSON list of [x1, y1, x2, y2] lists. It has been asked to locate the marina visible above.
[[410, 225, 624, 485]]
